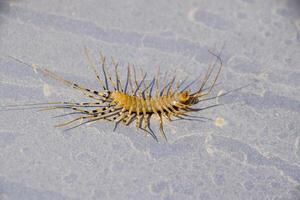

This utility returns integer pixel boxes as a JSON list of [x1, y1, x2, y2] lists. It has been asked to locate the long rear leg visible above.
[[84, 47, 106, 90], [0, 101, 109, 112], [8, 56, 108, 101], [58, 107, 123, 130]]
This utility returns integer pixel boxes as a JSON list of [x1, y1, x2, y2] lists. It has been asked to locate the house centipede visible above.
[[1, 48, 234, 141]]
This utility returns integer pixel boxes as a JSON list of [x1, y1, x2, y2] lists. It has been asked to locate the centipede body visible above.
[[2, 48, 226, 141]]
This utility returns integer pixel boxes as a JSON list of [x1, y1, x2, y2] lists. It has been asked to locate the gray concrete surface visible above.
[[0, 0, 300, 199]]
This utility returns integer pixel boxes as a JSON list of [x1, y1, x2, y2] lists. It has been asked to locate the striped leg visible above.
[[158, 113, 167, 141]]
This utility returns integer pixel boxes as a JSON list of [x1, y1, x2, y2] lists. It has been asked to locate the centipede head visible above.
[[188, 91, 206, 105], [186, 49, 223, 106], [178, 91, 189, 102], [176, 90, 197, 105], [175, 88, 209, 105]]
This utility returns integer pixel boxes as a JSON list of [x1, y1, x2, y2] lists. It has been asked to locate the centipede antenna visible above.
[[174, 76, 188, 92], [205, 50, 223, 95], [145, 117, 158, 142], [181, 113, 213, 121], [198, 82, 253, 103], [191, 82, 222, 96], [180, 77, 199, 92], [197, 59, 216, 94], [172, 117, 206, 122], [198, 44, 225, 95], [187, 104, 222, 112]]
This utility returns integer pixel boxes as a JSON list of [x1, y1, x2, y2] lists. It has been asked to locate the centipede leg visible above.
[[166, 75, 176, 95], [112, 58, 123, 92], [54, 115, 94, 128], [52, 112, 83, 118], [100, 56, 119, 91], [134, 73, 147, 95], [142, 113, 149, 136], [113, 114, 122, 132], [112, 109, 127, 131], [136, 114, 142, 129], [154, 66, 160, 97], [127, 64, 135, 94], [141, 113, 158, 141], [63, 109, 122, 131], [132, 64, 139, 90], [145, 114, 158, 141], [84, 47, 105, 89], [149, 77, 156, 97], [141, 78, 155, 98], [158, 114, 167, 141], [99, 52, 109, 90], [125, 113, 136, 126]]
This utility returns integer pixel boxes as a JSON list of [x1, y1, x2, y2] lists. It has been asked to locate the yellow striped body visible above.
[[110, 91, 180, 114]]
